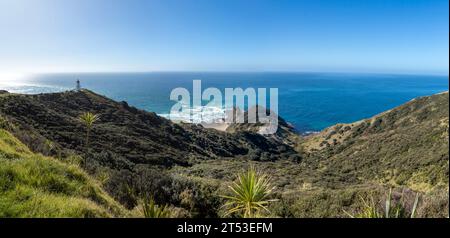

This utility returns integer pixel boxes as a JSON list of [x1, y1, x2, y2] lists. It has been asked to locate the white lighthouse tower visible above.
[[76, 79, 81, 91]]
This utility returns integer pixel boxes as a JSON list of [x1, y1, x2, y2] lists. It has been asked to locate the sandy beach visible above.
[[201, 122, 229, 131]]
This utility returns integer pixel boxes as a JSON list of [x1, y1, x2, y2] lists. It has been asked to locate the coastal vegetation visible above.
[[79, 112, 100, 151], [141, 197, 171, 218], [0, 89, 448, 218], [221, 166, 275, 218], [345, 189, 420, 218], [79, 111, 100, 167], [0, 129, 130, 217]]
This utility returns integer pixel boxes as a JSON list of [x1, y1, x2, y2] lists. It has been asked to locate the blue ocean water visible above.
[[2, 72, 448, 133]]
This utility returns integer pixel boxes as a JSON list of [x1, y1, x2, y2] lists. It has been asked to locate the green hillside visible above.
[[301, 91, 449, 192], [0, 129, 130, 218], [0, 90, 447, 217]]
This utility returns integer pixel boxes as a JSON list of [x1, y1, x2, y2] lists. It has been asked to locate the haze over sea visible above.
[[1, 72, 448, 133]]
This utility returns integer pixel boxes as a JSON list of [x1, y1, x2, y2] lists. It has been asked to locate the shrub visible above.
[[141, 197, 171, 218], [346, 188, 420, 218], [221, 165, 276, 218]]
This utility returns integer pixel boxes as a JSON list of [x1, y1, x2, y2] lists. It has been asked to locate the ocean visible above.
[[1, 72, 448, 133]]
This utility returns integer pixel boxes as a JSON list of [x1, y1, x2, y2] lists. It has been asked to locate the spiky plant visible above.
[[78, 112, 99, 167], [141, 197, 171, 218], [346, 189, 420, 218], [0, 116, 10, 129], [44, 139, 55, 155], [383, 189, 420, 218], [344, 194, 382, 218], [221, 166, 276, 218], [79, 112, 99, 149]]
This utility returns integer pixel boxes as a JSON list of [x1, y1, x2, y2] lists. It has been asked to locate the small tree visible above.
[[79, 112, 100, 149], [221, 166, 276, 218]]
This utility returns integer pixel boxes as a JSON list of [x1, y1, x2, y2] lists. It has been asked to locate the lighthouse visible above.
[[76, 79, 81, 91]]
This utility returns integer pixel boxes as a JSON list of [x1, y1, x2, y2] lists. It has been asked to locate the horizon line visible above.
[[22, 70, 450, 77]]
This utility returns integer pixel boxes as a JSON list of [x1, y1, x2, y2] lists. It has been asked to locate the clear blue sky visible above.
[[0, 0, 448, 78]]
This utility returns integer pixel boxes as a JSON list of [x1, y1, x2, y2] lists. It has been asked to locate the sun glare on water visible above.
[[0, 72, 29, 86]]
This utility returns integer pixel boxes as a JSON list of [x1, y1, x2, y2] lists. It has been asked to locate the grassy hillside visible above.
[[0, 129, 130, 218]]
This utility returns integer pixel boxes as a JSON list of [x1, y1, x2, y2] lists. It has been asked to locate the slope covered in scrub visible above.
[[301, 91, 449, 191], [0, 89, 447, 218], [0, 89, 297, 168]]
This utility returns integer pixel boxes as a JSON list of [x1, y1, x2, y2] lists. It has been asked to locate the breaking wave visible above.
[[159, 105, 228, 124]]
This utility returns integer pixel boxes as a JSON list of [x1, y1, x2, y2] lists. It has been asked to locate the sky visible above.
[[0, 0, 448, 80]]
